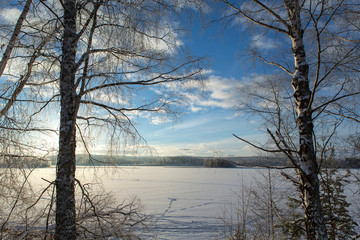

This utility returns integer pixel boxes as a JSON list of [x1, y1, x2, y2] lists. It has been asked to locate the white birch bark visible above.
[[55, 0, 78, 239], [284, 1, 328, 239], [220, 0, 330, 238]]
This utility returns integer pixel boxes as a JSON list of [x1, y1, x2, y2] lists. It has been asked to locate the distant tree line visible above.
[[45, 155, 360, 169]]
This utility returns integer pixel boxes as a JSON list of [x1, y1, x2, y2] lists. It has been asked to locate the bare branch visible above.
[[266, 129, 299, 169], [220, 0, 289, 35], [0, 167, 35, 238], [75, 1, 102, 42], [233, 133, 283, 153], [80, 59, 203, 96], [257, 55, 292, 75], [312, 91, 360, 117], [322, 110, 360, 124], [0, 0, 33, 77], [39, 0, 64, 26]]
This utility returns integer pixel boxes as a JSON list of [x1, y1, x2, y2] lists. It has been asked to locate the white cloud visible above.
[[250, 34, 276, 50], [182, 73, 283, 114], [0, 8, 21, 24], [177, 0, 211, 13], [170, 117, 212, 131], [189, 75, 244, 110], [225, 112, 241, 120], [142, 24, 183, 54], [150, 116, 171, 125], [190, 104, 204, 113]]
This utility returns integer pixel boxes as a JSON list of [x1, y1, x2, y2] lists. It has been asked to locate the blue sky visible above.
[[0, 2, 277, 157], [2, 1, 357, 159], [133, 14, 273, 157]]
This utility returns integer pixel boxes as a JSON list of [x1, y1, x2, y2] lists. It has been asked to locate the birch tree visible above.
[[56, 0, 77, 238], [0, 0, 61, 164], [0, 0, 202, 237], [0, 1, 62, 234], [0, 0, 32, 117], [55, 0, 203, 238], [214, 0, 360, 239]]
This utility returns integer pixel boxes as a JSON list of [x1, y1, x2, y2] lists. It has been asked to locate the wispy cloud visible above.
[[184, 74, 278, 113], [150, 136, 260, 157], [150, 116, 172, 125], [188, 75, 243, 110], [250, 34, 276, 50], [165, 116, 213, 132]]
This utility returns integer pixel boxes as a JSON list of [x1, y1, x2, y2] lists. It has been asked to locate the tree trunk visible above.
[[55, 0, 78, 239], [0, 0, 32, 77], [285, 1, 328, 239], [0, 0, 33, 118]]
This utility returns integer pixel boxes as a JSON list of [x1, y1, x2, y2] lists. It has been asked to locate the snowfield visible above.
[[27, 166, 360, 239], [102, 167, 251, 239]]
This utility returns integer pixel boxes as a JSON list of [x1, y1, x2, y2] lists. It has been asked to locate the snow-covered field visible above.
[[101, 167, 257, 239], [29, 166, 262, 239], [28, 166, 360, 239]]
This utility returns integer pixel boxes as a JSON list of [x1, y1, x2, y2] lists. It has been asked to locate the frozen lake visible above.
[[27, 166, 360, 239], [102, 167, 259, 239], [29, 166, 267, 239]]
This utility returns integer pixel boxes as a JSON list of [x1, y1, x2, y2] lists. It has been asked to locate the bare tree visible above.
[[55, 0, 203, 238], [0, 1, 62, 235], [220, 168, 295, 240], [0, 0, 62, 165], [213, 0, 360, 239], [56, 0, 78, 237], [0, 0, 32, 117], [0, 0, 203, 238]]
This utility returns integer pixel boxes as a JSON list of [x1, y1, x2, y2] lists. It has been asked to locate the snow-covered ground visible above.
[[29, 166, 259, 239], [101, 167, 254, 239], [28, 166, 360, 239]]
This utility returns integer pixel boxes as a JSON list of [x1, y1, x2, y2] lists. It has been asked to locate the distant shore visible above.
[[49, 155, 360, 169], [3, 155, 359, 169]]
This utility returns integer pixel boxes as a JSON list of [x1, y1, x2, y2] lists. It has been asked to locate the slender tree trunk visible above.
[[0, 0, 32, 77], [285, 1, 327, 239], [0, 0, 33, 118], [0, 39, 47, 118], [56, 0, 77, 239]]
